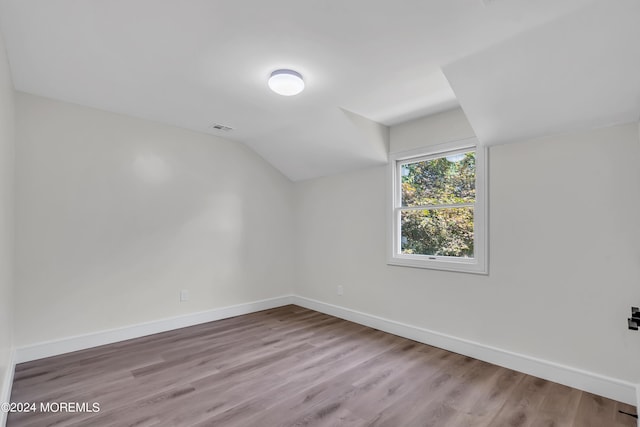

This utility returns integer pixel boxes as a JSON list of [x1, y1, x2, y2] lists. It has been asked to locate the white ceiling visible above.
[[0, 0, 637, 180], [444, 0, 640, 145]]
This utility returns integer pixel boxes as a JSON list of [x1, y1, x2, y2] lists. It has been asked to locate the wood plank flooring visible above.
[[7, 305, 637, 426]]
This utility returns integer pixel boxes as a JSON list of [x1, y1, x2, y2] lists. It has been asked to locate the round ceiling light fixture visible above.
[[268, 69, 304, 96]]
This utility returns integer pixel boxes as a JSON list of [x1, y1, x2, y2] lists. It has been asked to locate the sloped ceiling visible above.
[[0, 0, 635, 180], [444, 0, 640, 145]]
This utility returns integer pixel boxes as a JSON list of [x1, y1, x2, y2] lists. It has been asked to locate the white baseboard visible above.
[[292, 296, 638, 407], [1, 348, 16, 427], [15, 295, 294, 364]]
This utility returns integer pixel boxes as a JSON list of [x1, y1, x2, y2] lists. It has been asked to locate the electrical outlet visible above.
[[337, 285, 344, 296], [180, 289, 189, 302]]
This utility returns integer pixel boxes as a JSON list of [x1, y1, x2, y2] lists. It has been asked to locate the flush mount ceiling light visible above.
[[268, 69, 304, 96]]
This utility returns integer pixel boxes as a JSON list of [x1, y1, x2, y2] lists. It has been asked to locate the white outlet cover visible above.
[[180, 290, 189, 301]]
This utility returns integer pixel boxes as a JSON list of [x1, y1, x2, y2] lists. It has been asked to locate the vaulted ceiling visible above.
[[0, 0, 638, 180]]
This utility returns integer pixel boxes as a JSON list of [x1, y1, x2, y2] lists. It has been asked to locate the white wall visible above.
[[14, 93, 295, 346], [0, 28, 15, 423], [295, 108, 640, 387]]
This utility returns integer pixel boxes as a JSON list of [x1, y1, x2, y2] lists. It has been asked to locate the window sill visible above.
[[387, 256, 488, 274]]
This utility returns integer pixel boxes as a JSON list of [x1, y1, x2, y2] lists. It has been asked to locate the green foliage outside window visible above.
[[400, 152, 475, 257]]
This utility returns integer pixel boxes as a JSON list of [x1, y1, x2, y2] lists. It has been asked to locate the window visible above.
[[388, 138, 488, 273]]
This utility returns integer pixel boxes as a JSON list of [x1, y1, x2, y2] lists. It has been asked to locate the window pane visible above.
[[400, 207, 474, 257], [401, 151, 475, 207]]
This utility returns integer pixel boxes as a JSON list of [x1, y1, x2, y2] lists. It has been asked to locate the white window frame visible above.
[[388, 138, 488, 274]]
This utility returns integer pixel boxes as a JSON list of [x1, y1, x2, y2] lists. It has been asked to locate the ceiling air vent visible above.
[[210, 123, 233, 132]]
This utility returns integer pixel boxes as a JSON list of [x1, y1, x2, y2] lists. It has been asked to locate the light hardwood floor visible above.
[[7, 305, 638, 426]]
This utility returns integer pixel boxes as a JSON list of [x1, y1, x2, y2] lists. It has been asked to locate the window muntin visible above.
[[389, 139, 487, 273]]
